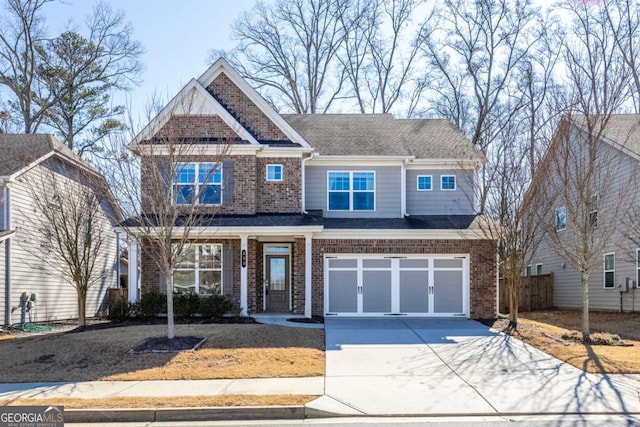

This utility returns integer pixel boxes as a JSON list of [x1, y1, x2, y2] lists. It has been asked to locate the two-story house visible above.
[[527, 115, 640, 312], [125, 58, 497, 320], [0, 135, 119, 325]]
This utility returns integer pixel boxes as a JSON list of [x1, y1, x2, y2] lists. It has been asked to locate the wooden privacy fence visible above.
[[499, 273, 554, 314]]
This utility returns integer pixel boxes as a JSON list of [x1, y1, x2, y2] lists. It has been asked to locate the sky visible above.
[[45, 0, 256, 127]]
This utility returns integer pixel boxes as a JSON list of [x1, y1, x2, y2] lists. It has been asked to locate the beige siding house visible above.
[[0, 135, 119, 325]]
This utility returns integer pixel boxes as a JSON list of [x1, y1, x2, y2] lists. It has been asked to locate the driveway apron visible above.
[[316, 318, 640, 416]]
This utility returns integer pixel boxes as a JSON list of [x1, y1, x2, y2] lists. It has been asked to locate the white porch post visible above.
[[240, 235, 248, 316], [304, 234, 312, 318], [128, 239, 139, 303]]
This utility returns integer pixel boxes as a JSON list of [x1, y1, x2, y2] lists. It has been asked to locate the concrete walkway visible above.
[[308, 318, 640, 416]]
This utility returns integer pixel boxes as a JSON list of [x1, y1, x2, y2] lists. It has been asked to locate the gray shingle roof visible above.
[[587, 115, 640, 154], [282, 114, 482, 160], [0, 134, 79, 177]]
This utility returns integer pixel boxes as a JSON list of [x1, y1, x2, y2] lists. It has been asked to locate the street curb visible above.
[[65, 405, 306, 423]]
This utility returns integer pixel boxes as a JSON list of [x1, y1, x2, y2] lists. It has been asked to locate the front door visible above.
[[266, 254, 290, 312]]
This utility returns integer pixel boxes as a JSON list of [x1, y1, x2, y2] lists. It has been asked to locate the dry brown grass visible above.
[[497, 310, 640, 374], [0, 323, 324, 382], [0, 395, 318, 409]]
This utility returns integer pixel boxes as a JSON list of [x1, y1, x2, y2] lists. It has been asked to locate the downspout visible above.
[[301, 152, 315, 214], [401, 158, 408, 216]]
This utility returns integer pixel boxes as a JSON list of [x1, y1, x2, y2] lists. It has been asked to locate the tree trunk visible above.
[[77, 289, 87, 326], [581, 271, 590, 342], [509, 278, 519, 331], [165, 276, 175, 339]]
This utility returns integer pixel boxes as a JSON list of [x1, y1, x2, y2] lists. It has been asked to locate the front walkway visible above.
[[308, 318, 640, 416]]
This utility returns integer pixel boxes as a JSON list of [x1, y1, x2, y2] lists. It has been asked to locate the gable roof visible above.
[[581, 114, 640, 156], [0, 134, 83, 177], [282, 114, 483, 160]]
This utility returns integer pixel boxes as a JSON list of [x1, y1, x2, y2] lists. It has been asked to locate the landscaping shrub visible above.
[[199, 294, 235, 319], [108, 298, 131, 322], [173, 292, 200, 320], [132, 292, 166, 320]]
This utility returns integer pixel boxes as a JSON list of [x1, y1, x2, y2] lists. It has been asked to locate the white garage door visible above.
[[325, 255, 469, 317]]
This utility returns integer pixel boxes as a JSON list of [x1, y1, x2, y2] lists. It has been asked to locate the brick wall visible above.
[[156, 115, 240, 141], [256, 157, 302, 213], [292, 238, 305, 314], [311, 239, 497, 319], [207, 73, 288, 141]]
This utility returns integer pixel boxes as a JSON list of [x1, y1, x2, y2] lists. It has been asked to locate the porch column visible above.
[[304, 234, 312, 318], [128, 239, 139, 304], [240, 234, 248, 316]]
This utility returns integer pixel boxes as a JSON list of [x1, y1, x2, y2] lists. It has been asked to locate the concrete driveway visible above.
[[306, 318, 640, 417]]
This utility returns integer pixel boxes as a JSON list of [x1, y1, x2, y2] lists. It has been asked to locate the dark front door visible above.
[[266, 254, 289, 312]]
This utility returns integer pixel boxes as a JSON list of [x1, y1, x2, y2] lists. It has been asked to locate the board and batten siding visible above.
[[529, 133, 640, 312], [3, 164, 118, 325], [405, 168, 475, 215], [305, 165, 402, 218]]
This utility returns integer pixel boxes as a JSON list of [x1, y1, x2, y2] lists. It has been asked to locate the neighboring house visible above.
[[124, 58, 497, 319], [527, 115, 640, 312], [0, 135, 119, 325]]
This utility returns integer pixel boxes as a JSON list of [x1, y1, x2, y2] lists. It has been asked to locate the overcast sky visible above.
[[46, 0, 256, 126]]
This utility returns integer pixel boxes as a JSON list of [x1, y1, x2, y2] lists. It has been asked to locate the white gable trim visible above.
[[130, 79, 260, 147], [198, 57, 312, 148]]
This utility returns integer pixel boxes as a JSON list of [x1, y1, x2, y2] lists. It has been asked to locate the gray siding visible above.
[[3, 164, 118, 325], [406, 169, 475, 215], [529, 133, 640, 311], [305, 165, 402, 218], [0, 186, 5, 229]]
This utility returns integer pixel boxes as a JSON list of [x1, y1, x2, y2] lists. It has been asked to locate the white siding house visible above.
[[0, 135, 119, 325]]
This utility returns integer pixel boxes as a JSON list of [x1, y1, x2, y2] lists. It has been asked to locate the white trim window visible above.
[[417, 175, 433, 191], [555, 206, 567, 231], [525, 265, 531, 277], [327, 171, 375, 211], [590, 194, 599, 228], [174, 243, 223, 294], [535, 263, 543, 276], [441, 175, 456, 191], [266, 164, 283, 181], [604, 253, 615, 289], [173, 162, 222, 205]]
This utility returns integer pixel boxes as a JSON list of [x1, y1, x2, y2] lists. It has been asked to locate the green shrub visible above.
[[108, 298, 130, 322], [132, 292, 166, 320], [173, 292, 200, 320], [199, 294, 234, 319]]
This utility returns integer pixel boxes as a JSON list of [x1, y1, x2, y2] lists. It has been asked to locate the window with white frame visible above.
[[327, 171, 375, 211], [173, 163, 222, 205], [604, 253, 615, 289], [173, 244, 223, 294], [441, 175, 456, 190], [556, 206, 567, 231], [535, 263, 543, 276], [417, 175, 432, 191], [525, 265, 531, 277], [266, 164, 283, 181]]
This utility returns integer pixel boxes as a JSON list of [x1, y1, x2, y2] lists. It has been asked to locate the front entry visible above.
[[265, 250, 290, 312]]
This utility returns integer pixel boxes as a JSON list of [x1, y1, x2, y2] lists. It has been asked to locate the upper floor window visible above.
[[328, 171, 375, 211], [590, 194, 599, 228], [173, 243, 223, 294], [441, 175, 456, 191], [604, 253, 615, 288], [266, 164, 283, 181], [173, 163, 222, 205], [417, 175, 432, 191], [556, 206, 567, 231]]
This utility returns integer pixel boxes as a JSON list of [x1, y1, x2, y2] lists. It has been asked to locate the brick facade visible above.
[[311, 239, 497, 319], [256, 157, 302, 213], [156, 115, 240, 141], [208, 73, 288, 141]]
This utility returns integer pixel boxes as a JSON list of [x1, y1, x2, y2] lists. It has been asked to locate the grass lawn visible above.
[[0, 323, 324, 383], [494, 309, 640, 374]]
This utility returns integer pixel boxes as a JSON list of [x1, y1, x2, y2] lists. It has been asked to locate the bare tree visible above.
[[213, 0, 347, 113], [20, 161, 117, 326], [0, 0, 53, 133], [104, 94, 233, 339], [338, 0, 426, 115]]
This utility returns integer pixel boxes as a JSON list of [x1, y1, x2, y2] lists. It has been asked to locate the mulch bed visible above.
[[128, 336, 208, 353]]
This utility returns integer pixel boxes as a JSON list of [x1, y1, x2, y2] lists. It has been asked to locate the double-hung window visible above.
[[556, 206, 567, 231], [604, 253, 615, 289], [328, 171, 375, 211], [173, 163, 222, 205], [173, 244, 223, 294]]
